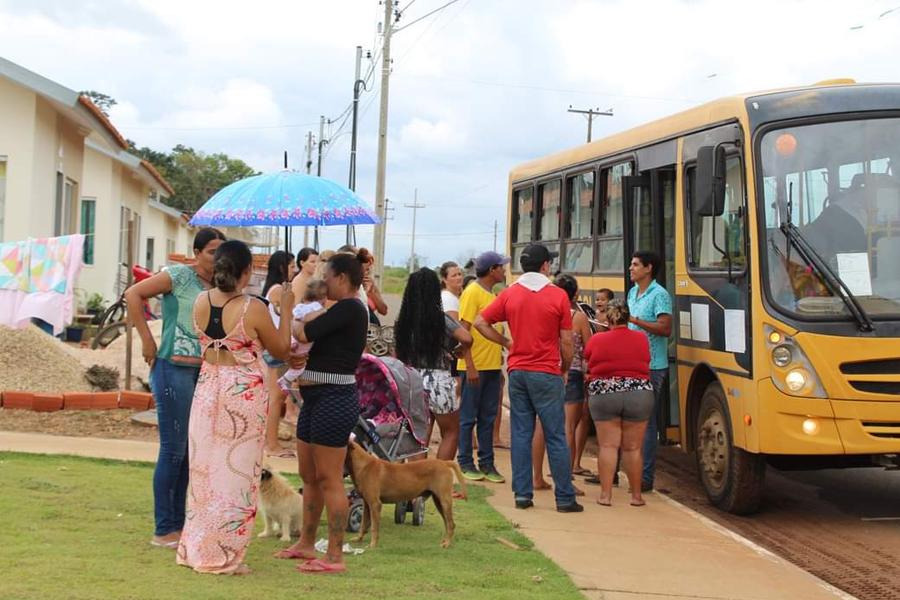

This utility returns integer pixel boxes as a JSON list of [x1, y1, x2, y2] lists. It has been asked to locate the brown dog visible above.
[[345, 441, 467, 548]]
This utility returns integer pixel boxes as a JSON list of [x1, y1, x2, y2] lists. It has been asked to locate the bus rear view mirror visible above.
[[695, 145, 726, 217]]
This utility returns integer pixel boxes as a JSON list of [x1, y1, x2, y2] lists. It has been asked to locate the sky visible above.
[[2, 0, 899, 267]]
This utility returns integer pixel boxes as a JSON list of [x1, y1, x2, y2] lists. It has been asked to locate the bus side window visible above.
[[688, 156, 747, 270], [596, 162, 631, 272], [537, 179, 562, 272], [511, 186, 534, 271]]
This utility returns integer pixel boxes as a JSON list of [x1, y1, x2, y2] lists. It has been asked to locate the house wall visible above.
[[32, 97, 84, 238], [0, 77, 36, 242], [79, 146, 117, 302]]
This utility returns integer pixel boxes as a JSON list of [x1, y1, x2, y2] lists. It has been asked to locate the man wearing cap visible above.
[[455, 250, 510, 483], [474, 243, 583, 513]]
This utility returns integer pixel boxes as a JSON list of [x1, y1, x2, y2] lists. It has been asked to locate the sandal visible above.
[[150, 540, 179, 549], [452, 490, 466, 499], [298, 558, 346, 574], [583, 476, 600, 486], [274, 547, 316, 560], [572, 467, 594, 477], [596, 498, 612, 507], [267, 449, 297, 459], [631, 500, 646, 507], [533, 481, 553, 491]]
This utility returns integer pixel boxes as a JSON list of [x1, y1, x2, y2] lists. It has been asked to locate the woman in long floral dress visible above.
[[177, 241, 295, 575]]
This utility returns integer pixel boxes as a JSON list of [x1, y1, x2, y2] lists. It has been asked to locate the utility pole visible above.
[[317, 115, 329, 176], [372, 0, 395, 287], [304, 131, 314, 248], [567, 105, 613, 143], [404, 189, 425, 271], [493, 219, 498, 252], [283, 150, 290, 253], [347, 45, 364, 246]]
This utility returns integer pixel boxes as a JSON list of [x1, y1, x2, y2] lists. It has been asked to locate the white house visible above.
[[0, 56, 193, 305]]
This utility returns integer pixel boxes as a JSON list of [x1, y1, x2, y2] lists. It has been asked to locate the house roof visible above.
[[85, 138, 174, 198], [140, 160, 175, 196], [77, 95, 129, 150], [0, 55, 129, 152]]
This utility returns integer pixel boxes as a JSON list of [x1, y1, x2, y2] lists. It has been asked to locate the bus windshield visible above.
[[759, 117, 900, 320]]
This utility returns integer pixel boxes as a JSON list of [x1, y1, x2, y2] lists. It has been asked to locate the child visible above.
[[278, 279, 328, 394]]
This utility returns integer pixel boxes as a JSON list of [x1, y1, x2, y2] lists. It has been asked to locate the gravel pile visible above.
[[67, 320, 163, 390], [0, 325, 93, 393]]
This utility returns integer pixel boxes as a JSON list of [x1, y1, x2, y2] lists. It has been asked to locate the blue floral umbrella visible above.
[[189, 170, 380, 228]]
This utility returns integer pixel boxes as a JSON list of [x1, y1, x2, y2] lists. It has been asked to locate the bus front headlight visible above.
[[785, 369, 807, 392], [772, 345, 792, 367], [764, 325, 828, 399]]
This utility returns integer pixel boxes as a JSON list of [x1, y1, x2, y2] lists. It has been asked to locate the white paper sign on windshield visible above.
[[836, 252, 873, 297]]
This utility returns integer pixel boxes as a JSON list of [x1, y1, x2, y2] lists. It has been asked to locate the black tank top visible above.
[[204, 293, 244, 340]]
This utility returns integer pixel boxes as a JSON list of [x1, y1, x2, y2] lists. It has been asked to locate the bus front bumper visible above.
[[757, 379, 900, 455]]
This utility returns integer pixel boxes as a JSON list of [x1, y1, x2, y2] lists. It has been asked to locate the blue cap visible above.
[[474, 251, 510, 272]]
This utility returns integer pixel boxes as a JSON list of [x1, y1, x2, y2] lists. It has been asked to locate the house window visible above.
[[146, 237, 155, 271], [55, 175, 77, 236], [166, 238, 176, 260], [0, 157, 6, 242], [80, 198, 96, 265], [119, 207, 132, 263]]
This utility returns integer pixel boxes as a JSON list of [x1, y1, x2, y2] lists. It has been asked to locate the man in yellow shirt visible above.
[[457, 251, 509, 483]]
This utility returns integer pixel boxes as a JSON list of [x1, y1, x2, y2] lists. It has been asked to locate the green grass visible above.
[[0, 452, 581, 600], [382, 266, 409, 296]]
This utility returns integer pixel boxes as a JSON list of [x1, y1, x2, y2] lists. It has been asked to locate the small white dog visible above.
[[257, 466, 303, 542]]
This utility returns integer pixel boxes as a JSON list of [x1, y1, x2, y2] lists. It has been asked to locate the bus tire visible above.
[[695, 382, 765, 515]]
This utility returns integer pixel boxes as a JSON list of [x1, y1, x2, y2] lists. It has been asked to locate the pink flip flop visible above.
[[274, 547, 316, 560], [298, 558, 346, 574]]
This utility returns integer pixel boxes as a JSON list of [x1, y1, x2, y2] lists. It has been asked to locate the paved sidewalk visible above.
[[1, 432, 854, 600]]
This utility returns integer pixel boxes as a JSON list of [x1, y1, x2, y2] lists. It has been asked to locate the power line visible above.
[[394, 0, 461, 32], [392, 73, 702, 104], [119, 120, 320, 132]]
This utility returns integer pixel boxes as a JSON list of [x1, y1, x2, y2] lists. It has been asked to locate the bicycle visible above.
[[91, 264, 157, 349]]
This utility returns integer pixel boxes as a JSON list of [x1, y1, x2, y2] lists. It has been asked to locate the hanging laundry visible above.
[[0, 234, 85, 335], [0, 240, 29, 291]]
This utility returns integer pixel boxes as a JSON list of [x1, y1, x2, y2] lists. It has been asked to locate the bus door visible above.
[[624, 165, 679, 443]]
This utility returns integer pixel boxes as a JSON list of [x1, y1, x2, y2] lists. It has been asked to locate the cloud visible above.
[[4, 0, 900, 266]]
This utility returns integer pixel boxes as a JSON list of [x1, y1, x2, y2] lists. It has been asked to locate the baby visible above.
[[278, 279, 328, 394]]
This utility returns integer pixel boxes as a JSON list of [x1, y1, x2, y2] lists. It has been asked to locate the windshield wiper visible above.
[[779, 221, 875, 332], [778, 181, 874, 332]]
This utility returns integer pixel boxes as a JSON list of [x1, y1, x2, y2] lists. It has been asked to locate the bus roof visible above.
[[509, 81, 899, 183]]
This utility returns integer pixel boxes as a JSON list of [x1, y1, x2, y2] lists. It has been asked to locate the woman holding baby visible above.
[[275, 250, 370, 575]]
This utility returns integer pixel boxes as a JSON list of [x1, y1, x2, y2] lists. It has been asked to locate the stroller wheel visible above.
[[412, 496, 426, 526], [346, 499, 364, 534], [369, 339, 390, 357], [380, 325, 395, 344], [367, 324, 380, 343], [394, 502, 408, 525]]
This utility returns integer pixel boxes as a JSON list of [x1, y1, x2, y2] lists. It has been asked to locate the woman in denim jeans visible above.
[[125, 227, 225, 549]]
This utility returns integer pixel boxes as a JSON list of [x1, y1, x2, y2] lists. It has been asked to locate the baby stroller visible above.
[[346, 354, 430, 533]]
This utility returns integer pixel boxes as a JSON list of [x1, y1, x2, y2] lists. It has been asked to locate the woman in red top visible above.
[[583, 299, 654, 507]]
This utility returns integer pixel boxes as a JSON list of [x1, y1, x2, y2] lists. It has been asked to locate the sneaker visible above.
[[556, 502, 585, 513], [613, 473, 620, 486], [461, 467, 485, 481], [515, 498, 534, 510], [641, 481, 653, 493], [481, 467, 506, 484]]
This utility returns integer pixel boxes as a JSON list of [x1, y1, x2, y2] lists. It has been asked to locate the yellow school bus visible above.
[[508, 80, 900, 513]]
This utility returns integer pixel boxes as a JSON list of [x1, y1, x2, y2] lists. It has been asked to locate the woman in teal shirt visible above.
[[126, 227, 225, 549]]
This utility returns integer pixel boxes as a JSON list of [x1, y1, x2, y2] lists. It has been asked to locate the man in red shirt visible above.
[[474, 243, 583, 512]]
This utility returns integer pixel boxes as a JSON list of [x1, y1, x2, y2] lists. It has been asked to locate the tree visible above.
[[81, 91, 260, 213], [129, 143, 258, 213], [79, 90, 117, 116]]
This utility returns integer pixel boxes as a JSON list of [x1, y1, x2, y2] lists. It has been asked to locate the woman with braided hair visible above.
[[394, 267, 473, 461]]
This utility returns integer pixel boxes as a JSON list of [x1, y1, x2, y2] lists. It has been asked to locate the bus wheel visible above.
[[695, 383, 765, 515]]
